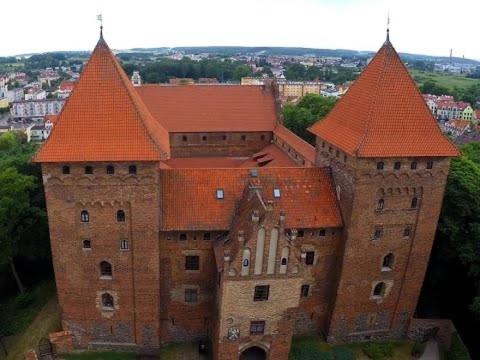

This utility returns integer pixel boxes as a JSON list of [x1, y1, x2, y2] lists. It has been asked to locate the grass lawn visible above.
[[410, 69, 478, 92]]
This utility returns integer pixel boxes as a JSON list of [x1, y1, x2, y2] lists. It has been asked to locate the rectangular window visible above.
[[120, 239, 129, 250], [319, 229, 326, 237], [297, 229, 304, 238], [301, 284, 310, 297], [203, 232, 211, 240], [179, 233, 187, 241], [216, 189, 224, 199], [373, 228, 383, 240], [184, 288, 198, 303], [253, 285, 270, 301], [250, 321, 265, 335], [273, 188, 281, 198], [185, 255, 199, 270], [305, 251, 315, 265]]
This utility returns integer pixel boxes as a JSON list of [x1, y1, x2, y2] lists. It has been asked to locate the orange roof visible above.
[[309, 40, 459, 158], [161, 167, 342, 230], [34, 35, 170, 162], [136, 85, 278, 132], [273, 124, 316, 163]]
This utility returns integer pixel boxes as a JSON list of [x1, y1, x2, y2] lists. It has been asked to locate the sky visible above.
[[1, 0, 479, 59]]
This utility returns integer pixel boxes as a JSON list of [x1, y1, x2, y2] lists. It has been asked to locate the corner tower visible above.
[[309, 36, 458, 342]]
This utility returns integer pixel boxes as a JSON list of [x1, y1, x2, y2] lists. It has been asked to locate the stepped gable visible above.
[[309, 40, 459, 158], [136, 85, 277, 132], [34, 35, 170, 162]]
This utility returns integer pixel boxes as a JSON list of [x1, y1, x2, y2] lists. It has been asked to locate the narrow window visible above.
[[120, 239, 129, 250], [377, 162, 384, 170], [427, 160, 434, 169], [101, 293, 114, 309], [253, 285, 269, 301], [128, 165, 137, 175], [410, 162, 417, 170], [222, 135, 227, 140], [373, 228, 383, 240], [241, 135, 246, 141], [281, 258, 287, 266], [106, 165, 115, 175], [336, 150, 340, 157], [301, 284, 310, 298], [80, 210, 89, 223], [305, 251, 315, 265], [382, 253, 394, 270], [62, 165, 70, 174], [377, 199, 385, 211], [116, 210, 125, 222], [182, 135, 187, 142], [83, 239, 91, 249], [185, 255, 199, 270], [216, 189, 224, 199], [319, 229, 326, 237], [344, 155, 347, 163], [273, 188, 281, 198], [250, 321, 265, 335], [403, 227, 411, 238], [297, 229, 304, 238], [322, 142, 325, 148], [185, 288, 198, 303], [394, 162, 401, 170], [373, 282, 386, 297], [328, 146, 332, 153], [85, 166, 93, 174], [411, 197, 418, 209], [179, 233, 187, 241], [202, 135, 207, 141], [100, 261, 112, 277], [260, 134, 265, 140], [243, 259, 249, 267], [203, 232, 211, 240]]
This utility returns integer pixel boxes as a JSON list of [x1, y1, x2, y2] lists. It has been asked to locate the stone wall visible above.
[[408, 318, 457, 349]]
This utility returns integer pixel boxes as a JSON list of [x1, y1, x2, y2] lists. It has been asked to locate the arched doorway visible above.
[[240, 346, 267, 360]]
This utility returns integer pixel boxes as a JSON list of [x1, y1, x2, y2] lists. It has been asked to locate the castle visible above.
[[34, 30, 458, 360]]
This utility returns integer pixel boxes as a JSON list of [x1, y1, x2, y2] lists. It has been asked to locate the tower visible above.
[[309, 36, 458, 342]]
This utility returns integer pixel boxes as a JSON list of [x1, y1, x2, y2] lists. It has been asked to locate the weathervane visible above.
[[97, 14, 103, 37]]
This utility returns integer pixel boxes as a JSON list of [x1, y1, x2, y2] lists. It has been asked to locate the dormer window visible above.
[[273, 188, 281, 198], [216, 189, 224, 199]]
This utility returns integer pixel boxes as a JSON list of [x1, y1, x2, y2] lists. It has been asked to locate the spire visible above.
[[386, 13, 390, 43], [97, 14, 103, 40]]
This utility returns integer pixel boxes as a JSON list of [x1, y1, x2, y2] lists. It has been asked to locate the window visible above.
[[202, 135, 207, 141], [427, 160, 434, 169], [273, 188, 281, 198], [297, 229, 304, 238], [344, 155, 347, 163], [216, 189, 224, 199], [185, 288, 198, 303], [394, 162, 401, 170], [241, 135, 246, 141], [80, 210, 89, 223], [179, 233, 187, 241], [106, 165, 115, 175], [377, 199, 385, 211], [203, 232, 211, 241], [336, 150, 340, 157], [83, 239, 91, 249], [411, 162, 417, 170], [261, 134, 265, 140], [253, 285, 270, 301], [101, 293, 114, 309], [373, 228, 383, 240], [250, 321, 265, 335], [319, 229, 326, 237], [243, 259, 249, 267], [373, 282, 386, 297], [128, 165, 137, 175], [403, 227, 411, 238], [301, 284, 310, 298], [328, 146, 332, 153], [377, 162, 384, 170], [322, 142, 325, 148], [100, 261, 112, 277], [62, 165, 70, 174], [305, 251, 315, 265], [185, 255, 199, 270], [116, 210, 125, 222], [222, 135, 227, 140], [120, 239, 129, 250], [85, 166, 93, 174], [411, 197, 418, 209], [382, 253, 394, 270]]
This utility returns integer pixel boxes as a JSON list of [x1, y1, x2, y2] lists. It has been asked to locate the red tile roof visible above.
[[33, 36, 170, 162], [161, 167, 342, 230], [273, 124, 316, 163], [309, 41, 459, 158], [136, 85, 278, 132]]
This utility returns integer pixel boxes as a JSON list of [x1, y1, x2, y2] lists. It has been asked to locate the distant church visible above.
[[34, 27, 458, 359]]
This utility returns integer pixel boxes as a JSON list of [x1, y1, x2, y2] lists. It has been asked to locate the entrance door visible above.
[[240, 346, 267, 360]]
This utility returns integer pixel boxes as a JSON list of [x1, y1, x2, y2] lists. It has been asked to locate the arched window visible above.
[[100, 261, 112, 277], [281, 258, 287, 266], [243, 259, 249, 267], [411, 197, 418, 208], [85, 166, 93, 174], [80, 210, 89, 223], [116, 210, 125, 222], [128, 165, 137, 175], [377, 199, 385, 210], [377, 162, 384, 170], [373, 282, 385, 297], [241, 248, 251, 276], [102, 293, 114, 309], [62, 165, 70, 174], [106, 165, 115, 175], [82, 239, 91, 249], [382, 253, 394, 269]]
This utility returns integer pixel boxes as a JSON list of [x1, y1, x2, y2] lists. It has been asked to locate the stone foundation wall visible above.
[[408, 318, 456, 349]]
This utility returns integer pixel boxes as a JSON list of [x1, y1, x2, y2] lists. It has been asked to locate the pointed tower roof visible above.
[[34, 35, 170, 162], [309, 41, 459, 158]]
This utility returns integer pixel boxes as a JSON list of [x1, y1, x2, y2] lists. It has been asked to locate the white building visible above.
[[11, 99, 65, 119]]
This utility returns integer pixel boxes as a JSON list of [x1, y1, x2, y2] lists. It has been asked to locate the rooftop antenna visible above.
[[97, 13, 103, 38]]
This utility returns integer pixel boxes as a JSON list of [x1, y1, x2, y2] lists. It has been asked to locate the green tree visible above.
[[232, 64, 252, 81]]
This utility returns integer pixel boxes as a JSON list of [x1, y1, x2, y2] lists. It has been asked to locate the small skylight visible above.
[[273, 188, 281, 198], [216, 189, 224, 199]]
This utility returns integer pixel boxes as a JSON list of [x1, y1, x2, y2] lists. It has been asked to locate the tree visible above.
[[420, 80, 449, 95], [232, 64, 252, 81]]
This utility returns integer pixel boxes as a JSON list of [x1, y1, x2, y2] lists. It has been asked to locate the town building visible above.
[[57, 80, 76, 98], [131, 71, 142, 87], [25, 88, 47, 101], [34, 31, 458, 360], [11, 98, 65, 120]]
